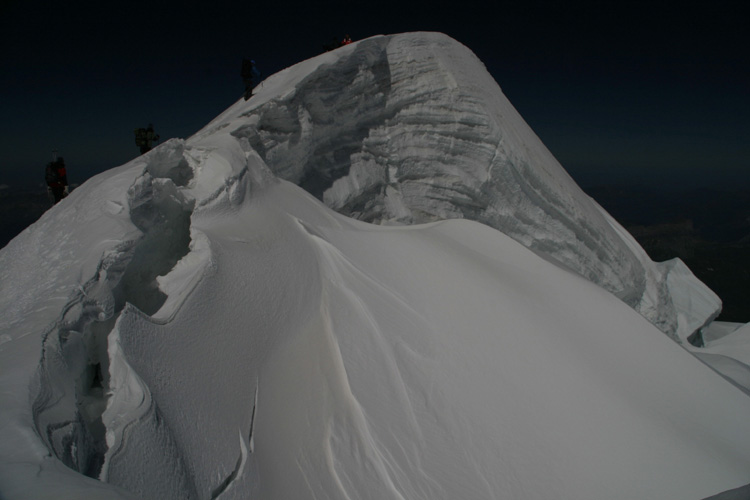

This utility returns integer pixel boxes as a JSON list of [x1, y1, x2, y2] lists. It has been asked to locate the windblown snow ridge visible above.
[[28, 131, 270, 497], [31, 140, 196, 483], [224, 31, 720, 341], [5, 31, 746, 500]]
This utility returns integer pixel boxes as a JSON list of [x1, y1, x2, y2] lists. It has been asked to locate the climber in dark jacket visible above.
[[241, 58, 261, 100], [134, 124, 160, 154], [45, 157, 69, 204]]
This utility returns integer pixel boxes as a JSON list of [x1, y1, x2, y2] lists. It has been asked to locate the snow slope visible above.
[[1, 32, 748, 500], [194, 32, 719, 341], [692, 322, 750, 396]]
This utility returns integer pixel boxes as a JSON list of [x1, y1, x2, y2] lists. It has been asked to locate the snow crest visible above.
[[0, 32, 747, 500], [220, 32, 719, 340], [22, 137, 256, 497]]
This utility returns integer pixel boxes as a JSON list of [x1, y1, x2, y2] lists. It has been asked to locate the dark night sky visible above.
[[1, 0, 748, 191]]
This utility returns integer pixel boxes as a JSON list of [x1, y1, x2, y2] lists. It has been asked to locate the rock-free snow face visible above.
[[200, 32, 720, 341], [1, 32, 747, 500]]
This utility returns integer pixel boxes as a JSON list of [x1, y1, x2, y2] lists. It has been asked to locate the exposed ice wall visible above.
[[227, 32, 719, 340]]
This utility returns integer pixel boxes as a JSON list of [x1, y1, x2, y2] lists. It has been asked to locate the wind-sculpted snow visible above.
[[224, 32, 719, 341], [691, 322, 750, 396], [29, 140, 196, 483], [58, 174, 750, 500], [1, 32, 748, 500], [0, 137, 249, 499]]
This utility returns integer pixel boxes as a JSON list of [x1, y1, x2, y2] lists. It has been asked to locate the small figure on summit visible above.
[[45, 153, 69, 204], [341, 34, 353, 46], [241, 58, 261, 101], [134, 124, 160, 154]]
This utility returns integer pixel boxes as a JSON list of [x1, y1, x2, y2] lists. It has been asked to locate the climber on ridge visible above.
[[134, 124, 160, 154], [241, 57, 261, 101]]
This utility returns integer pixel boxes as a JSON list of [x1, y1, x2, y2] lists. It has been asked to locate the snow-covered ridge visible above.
[[197, 32, 719, 341], [1, 31, 748, 500], [0, 133, 262, 498]]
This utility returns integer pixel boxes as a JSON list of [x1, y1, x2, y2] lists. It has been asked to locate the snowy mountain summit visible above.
[[203, 32, 719, 342], [1, 32, 749, 500]]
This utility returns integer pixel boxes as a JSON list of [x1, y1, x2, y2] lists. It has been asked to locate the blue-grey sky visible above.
[[1, 0, 747, 190]]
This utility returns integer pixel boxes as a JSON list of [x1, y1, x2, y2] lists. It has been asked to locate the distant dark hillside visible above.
[[586, 186, 750, 322]]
